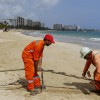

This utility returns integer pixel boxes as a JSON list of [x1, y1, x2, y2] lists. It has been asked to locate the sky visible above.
[[0, 0, 100, 29]]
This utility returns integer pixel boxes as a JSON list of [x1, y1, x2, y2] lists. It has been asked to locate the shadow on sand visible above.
[[17, 78, 27, 90], [63, 82, 100, 96], [7, 78, 99, 96]]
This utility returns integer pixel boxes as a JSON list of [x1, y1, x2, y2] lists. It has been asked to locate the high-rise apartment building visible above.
[[15, 16, 24, 26], [53, 24, 62, 30]]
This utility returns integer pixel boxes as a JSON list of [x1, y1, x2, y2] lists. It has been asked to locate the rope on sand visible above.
[[43, 69, 92, 81], [0, 68, 92, 81], [0, 68, 92, 86], [0, 68, 24, 72]]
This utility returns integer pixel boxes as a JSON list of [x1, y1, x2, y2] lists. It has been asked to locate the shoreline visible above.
[[21, 29, 83, 46], [21, 29, 100, 50]]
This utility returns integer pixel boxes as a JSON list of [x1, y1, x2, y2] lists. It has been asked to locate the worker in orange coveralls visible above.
[[22, 34, 55, 94], [80, 47, 100, 93]]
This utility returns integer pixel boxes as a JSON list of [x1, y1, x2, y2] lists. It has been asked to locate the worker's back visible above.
[[22, 40, 44, 60]]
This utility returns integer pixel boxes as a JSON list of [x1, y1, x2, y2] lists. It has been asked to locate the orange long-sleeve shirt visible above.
[[22, 40, 44, 61]]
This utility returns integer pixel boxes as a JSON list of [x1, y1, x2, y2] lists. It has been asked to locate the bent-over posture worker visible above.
[[22, 34, 55, 93], [80, 47, 100, 92]]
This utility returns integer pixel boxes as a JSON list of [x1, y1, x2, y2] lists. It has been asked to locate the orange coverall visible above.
[[22, 40, 44, 90], [83, 52, 100, 90]]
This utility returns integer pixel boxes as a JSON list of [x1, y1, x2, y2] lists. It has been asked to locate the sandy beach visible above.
[[0, 30, 100, 100]]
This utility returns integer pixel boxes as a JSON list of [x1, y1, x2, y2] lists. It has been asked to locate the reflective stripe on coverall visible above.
[[22, 40, 44, 90]]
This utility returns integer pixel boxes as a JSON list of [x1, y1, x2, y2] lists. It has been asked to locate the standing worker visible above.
[[80, 47, 100, 93], [22, 34, 55, 94]]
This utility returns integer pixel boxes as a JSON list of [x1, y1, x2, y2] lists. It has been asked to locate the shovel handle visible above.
[[41, 70, 44, 92]]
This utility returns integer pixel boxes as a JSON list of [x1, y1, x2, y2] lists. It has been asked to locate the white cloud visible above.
[[11, 5, 23, 15], [42, 0, 60, 6], [0, 3, 23, 19], [0, 0, 61, 19]]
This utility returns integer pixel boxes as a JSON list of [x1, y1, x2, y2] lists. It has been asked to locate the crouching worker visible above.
[[22, 34, 55, 95], [80, 47, 100, 93]]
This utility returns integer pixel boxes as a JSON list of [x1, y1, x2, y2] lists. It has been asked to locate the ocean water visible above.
[[23, 30, 100, 50]]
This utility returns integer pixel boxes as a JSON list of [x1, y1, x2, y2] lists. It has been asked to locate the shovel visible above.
[[41, 69, 46, 92]]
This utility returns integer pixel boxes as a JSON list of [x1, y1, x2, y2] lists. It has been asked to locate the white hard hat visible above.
[[80, 47, 91, 58]]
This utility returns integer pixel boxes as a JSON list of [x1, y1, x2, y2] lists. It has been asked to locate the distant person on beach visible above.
[[80, 47, 100, 93], [22, 34, 55, 94]]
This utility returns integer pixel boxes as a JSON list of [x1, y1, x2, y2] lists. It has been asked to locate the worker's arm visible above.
[[37, 57, 43, 71], [34, 60, 39, 71], [33, 41, 44, 71], [33, 42, 43, 60], [34, 57, 43, 71], [82, 60, 92, 77]]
